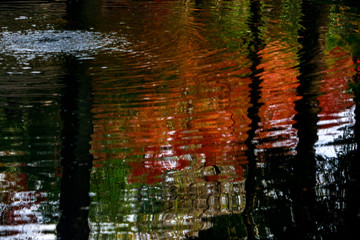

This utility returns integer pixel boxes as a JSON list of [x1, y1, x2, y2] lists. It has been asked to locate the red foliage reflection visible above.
[[256, 41, 301, 153], [318, 47, 355, 129]]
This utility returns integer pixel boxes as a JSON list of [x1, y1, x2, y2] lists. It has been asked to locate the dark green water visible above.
[[1, 0, 360, 239]]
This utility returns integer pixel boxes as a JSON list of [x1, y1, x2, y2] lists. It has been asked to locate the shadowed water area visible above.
[[1, 0, 360, 239]]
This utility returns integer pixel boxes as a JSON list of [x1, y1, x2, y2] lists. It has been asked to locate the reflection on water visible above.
[[0, 30, 123, 61], [1, 0, 360, 239], [0, 56, 63, 238], [256, 41, 300, 154], [317, 47, 355, 157]]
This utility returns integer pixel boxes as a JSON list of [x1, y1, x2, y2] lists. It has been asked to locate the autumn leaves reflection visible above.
[[88, 0, 359, 239], [0, 0, 359, 239]]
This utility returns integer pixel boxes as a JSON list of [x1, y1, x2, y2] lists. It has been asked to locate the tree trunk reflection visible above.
[[290, 1, 329, 238], [346, 56, 360, 238], [242, 0, 263, 239], [56, 58, 93, 240]]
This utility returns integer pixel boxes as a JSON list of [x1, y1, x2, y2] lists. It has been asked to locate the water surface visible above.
[[1, 0, 360, 239]]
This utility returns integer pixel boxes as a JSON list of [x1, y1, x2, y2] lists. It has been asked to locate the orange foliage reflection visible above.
[[91, 2, 252, 185], [318, 47, 355, 129], [256, 41, 301, 153], [120, 55, 252, 184]]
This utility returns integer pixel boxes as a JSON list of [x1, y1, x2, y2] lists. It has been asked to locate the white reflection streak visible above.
[[315, 106, 355, 158], [0, 224, 56, 240]]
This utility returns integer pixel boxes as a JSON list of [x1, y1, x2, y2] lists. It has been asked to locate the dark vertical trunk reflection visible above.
[[242, 0, 263, 239], [56, 57, 93, 240], [347, 57, 360, 237], [289, 1, 329, 238], [65, 0, 101, 30], [57, 2, 97, 238]]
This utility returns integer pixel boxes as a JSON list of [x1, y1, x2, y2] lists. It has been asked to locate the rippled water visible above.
[[0, 30, 124, 61], [1, 0, 360, 239]]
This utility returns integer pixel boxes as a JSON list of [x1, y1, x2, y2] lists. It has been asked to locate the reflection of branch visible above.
[[242, 0, 263, 239]]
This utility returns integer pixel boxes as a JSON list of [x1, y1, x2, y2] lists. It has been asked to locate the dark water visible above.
[[1, 0, 360, 239]]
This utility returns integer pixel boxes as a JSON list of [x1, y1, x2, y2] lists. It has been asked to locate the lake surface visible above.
[[1, 0, 360, 239]]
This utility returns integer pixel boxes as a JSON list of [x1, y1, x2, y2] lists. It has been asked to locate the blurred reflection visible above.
[[347, 54, 360, 238], [317, 47, 355, 157], [240, 0, 262, 239], [0, 50, 63, 238], [0, 172, 50, 236], [57, 1, 98, 239], [90, 0, 252, 238], [256, 41, 300, 154], [1, 0, 360, 239], [289, 1, 328, 237], [57, 58, 93, 240], [88, 0, 360, 239], [0, 17, 64, 234]]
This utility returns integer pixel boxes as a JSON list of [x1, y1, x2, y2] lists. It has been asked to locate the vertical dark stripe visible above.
[[289, 0, 329, 238], [242, 0, 264, 239], [57, 57, 93, 240]]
